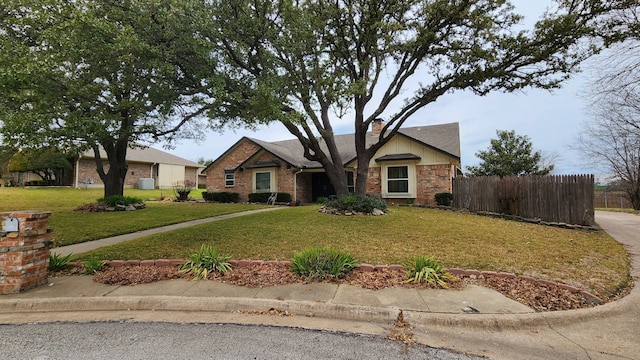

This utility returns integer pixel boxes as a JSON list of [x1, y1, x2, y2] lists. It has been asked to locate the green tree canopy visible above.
[[208, 0, 637, 197], [466, 130, 554, 177], [0, 0, 224, 197], [7, 147, 72, 185]]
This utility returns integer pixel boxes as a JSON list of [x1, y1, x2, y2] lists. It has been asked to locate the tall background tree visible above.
[[0, 0, 223, 197], [466, 130, 554, 177], [209, 0, 637, 198], [577, 7, 639, 208]]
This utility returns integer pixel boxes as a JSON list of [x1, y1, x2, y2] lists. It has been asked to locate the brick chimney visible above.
[[372, 118, 384, 135]]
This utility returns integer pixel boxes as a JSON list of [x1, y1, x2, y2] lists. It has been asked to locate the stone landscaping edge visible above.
[[65, 259, 603, 305]]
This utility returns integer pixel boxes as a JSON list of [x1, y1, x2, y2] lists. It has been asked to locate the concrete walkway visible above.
[[54, 207, 285, 256], [1, 210, 638, 360]]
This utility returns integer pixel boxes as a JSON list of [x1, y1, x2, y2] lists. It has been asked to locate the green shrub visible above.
[[84, 257, 105, 274], [404, 255, 454, 288], [48, 252, 73, 271], [202, 191, 240, 203], [316, 196, 328, 204], [248, 192, 292, 203], [98, 195, 143, 207], [324, 194, 387, 213], [179, 244, 232, 280], [291, 247, 357, 280], [434, 192, 453, 206]]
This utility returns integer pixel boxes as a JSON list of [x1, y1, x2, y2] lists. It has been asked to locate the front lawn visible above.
[[0, 187, 267, 246], [74, 205, 630, 300]]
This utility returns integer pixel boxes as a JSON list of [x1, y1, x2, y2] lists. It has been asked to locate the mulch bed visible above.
[[79, 262, 606, 312]]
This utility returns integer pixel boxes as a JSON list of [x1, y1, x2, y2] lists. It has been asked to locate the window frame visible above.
[[224, 171, 235, 187], [381, 163, 416, 198], [346, 171, 355, 193], [253, 169, 276, 193]]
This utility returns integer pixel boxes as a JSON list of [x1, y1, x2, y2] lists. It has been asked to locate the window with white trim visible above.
[[381, 163, 416, 198], [254, 171, 272, 192], [387, 166, 409, 193], [224, 171, 234, 187]]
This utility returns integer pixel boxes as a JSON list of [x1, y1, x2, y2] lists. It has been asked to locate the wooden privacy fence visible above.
[[452, 175, 594, 226]]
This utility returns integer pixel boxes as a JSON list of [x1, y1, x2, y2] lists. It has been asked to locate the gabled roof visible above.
[[205, 122, 459, 172], [81, 146, 203, 168]]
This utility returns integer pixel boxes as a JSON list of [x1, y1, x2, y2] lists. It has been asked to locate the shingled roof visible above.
[[81, 146, 203, 168], [209, 122, 459, 171]]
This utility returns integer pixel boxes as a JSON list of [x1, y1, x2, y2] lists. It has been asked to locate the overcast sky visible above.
[[154, 1, 603, 175]]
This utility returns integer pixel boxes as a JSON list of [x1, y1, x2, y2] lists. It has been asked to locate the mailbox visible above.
[[3, 216, 19, 232]]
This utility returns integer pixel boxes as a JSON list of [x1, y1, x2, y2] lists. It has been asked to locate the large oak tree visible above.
[[0, 0, 223, 197], [209, 0, 637, 198]]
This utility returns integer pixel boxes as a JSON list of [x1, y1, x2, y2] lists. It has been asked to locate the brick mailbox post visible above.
[[0, 211, 52, 294]]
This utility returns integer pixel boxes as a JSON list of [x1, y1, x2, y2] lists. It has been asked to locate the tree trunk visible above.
[[354, 152, 370, 196], [102, 162, 127, 198], [93, 139, 129, 198], [324, 162, 349, 199]]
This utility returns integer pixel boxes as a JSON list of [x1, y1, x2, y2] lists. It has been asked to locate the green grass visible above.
[[0, 187, 630, 300], [0, 187, 267, 246], [74, 206, 630, 299]]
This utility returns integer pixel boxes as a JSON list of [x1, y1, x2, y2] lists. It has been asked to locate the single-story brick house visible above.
[[203, 121, 461, 205], [73, 146, 204, 189]]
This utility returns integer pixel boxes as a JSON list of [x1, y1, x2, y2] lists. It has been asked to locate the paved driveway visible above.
[[595, 210, 640, 280]]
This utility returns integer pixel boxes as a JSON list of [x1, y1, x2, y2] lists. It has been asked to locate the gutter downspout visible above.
[[75, 158, 80, 188], [293, 169, 303, 203]]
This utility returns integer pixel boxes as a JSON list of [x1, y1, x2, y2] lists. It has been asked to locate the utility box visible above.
[[138, 178, 155, 190]]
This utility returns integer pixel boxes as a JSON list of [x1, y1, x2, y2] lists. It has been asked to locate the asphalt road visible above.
[[0, 322, 485, 360]]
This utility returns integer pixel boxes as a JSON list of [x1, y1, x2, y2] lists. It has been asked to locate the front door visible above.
[[312, 173, 335, 201]]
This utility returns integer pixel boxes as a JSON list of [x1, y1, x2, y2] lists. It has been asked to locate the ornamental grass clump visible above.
[[291, 247, 357, 280], [83, 257, 105, 274], [179, 244, 232, 280], [404, 255, 454, 288], [48, 252, 73, 271]]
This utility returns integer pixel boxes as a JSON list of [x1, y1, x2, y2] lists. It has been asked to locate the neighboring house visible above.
[[203, 121, 461, 205], [73, 146, 204, 189]]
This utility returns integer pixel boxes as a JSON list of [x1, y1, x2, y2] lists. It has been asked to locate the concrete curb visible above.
[[0, 296, 400, 324], [1, 282, 637, 329]]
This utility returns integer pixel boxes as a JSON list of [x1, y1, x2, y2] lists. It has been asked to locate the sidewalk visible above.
[[1, 210, 638, 360], [54, 207, 285, 256]]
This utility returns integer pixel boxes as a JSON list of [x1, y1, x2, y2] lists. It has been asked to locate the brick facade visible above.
[[415, 164, 455, 205], [0, 211, 52, 294], [206, 139, 315, 203], [206, 140, 260, 201], [207, 135, 458, 205], [366, 164, 454, 206], [75, 158, 198, 189]]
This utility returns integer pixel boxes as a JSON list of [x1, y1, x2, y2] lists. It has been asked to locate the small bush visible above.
[[291, 247, 357, 280], [202, 191, 240, 203], [179, 244, 232, 280], [248, 192, 292, 203], [434, 192, 453, 206], [98, 195, 143, 207], [316, 196, 328, 204], [324, 194, 387, 213], [84, 257, 105, 274], [404, 255, 454, 288], [48, 252, 73, 271]]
